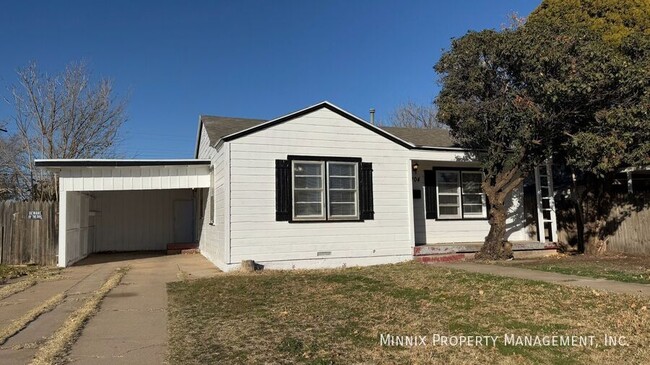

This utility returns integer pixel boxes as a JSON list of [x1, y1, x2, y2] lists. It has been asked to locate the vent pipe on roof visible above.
[[369, 108, 375, 125]]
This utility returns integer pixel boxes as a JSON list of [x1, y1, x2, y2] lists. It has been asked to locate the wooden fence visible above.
[[548, 193, 650, 254], [606, 194, 650, 255], [0, 201, 58, 266]]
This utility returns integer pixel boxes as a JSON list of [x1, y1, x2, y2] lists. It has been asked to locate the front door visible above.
[[413, 169, 427, 245], [173, 200, 194, 243]]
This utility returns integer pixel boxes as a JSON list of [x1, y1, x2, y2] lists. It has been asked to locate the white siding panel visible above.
[[64, 192, 93, 265], [224, 107, 530, 268], [196, 124, 229, 269], [411, 161, 528, 244], [57, 165, 210, 192], [103, 168, 114, 190], [228, 108, 413, 266]]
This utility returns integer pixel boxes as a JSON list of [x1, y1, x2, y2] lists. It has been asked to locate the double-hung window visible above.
[[460, 171, 486, 218], [435, 170, 486, 219], [436, 171, 462, 219], [291, 159, 359, 221], [292, 161, 326, 220], [327, 162, 358, 219]]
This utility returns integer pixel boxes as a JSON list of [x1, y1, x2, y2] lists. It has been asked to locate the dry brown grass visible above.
[[0, 265, 61, 283], [168, 262, 650, 365], [0, 293, 66, 345], [30, 267, 129, 365], [0, 279, 37, 301], [0, 266, 62, 301], [500, 253, 650, 284]]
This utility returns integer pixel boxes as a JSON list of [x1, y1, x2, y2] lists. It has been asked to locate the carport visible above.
[[34, 160, 211, 267]]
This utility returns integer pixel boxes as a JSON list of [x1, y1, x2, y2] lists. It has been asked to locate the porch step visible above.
[[413, 241, 559, 263], [415, 253, 468, 264], [414, 241, 558, 256], [167, 243, 199, 255]]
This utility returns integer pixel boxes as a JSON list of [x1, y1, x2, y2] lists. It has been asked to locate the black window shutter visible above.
[[275, 159, 291, 221], [360, 162, 374, 220], [424, 170, 437, 219]]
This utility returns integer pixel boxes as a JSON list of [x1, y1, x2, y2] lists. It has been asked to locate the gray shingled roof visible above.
[[379, 126, 456, 148], [201, 116, 266, 144], [200, 115, 456, 148]]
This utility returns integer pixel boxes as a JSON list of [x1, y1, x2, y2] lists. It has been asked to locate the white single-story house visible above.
[[35, 101, 557, 270]]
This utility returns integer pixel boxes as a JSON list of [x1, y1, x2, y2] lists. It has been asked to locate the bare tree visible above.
[[0, 122, 18, 200], [6, 61, 128, 200], [386, 101, 446, 129]]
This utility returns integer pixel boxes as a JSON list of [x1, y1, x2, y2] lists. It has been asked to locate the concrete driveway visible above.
[[0, 253, 220, 364]]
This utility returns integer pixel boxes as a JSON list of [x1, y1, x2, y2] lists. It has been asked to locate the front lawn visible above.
[[167, 262, 649, 364], [502, 254, 650, 284]]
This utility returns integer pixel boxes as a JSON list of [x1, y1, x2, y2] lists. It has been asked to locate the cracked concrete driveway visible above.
[[68, 253, 220, 364], [0, 252, 220, 365]]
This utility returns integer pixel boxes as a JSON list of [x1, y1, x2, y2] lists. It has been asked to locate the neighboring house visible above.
[[36, 102, 556, 270]]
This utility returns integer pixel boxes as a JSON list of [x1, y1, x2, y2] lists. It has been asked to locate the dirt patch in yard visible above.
[[496, 253, 650, 284], [167, 262, 650, 365]]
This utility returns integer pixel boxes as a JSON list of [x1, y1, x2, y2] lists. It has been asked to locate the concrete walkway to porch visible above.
[[441, 262, 650, 298]]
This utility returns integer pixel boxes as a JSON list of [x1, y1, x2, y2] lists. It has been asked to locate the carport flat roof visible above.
[[35, 159, 211, 167]]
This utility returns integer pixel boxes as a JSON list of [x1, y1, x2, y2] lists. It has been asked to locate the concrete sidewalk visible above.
[[443, 262, 650, 297]]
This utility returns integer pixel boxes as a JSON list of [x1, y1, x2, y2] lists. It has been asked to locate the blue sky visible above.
[[0, 0, 540, 158]]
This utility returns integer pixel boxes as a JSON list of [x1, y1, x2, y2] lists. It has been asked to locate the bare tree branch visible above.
[[4, 61, 128, 200], [385, 101, 447, 129]]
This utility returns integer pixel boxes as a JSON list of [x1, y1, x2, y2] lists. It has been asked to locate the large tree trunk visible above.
[[476, 197, 513, 260], [476, 167, 523, 260]]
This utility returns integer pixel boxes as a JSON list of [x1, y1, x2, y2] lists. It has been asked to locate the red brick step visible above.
[[167, 243, 199, 255]]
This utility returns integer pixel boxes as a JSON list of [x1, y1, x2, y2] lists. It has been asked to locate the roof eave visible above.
[[34, 159, 211, 168], [219, 101, 417, 150]]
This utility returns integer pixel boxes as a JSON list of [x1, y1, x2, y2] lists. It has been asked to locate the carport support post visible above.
[[58, 190, 67, 267]]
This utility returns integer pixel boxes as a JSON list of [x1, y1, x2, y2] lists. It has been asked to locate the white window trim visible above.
[[461, 171, 487, 219], [291, 160, 326, 221], [435, 170, 487, 220], [209, 168, 215, 225], [436, 170, 462, 219], [326, 161, 359, 220]]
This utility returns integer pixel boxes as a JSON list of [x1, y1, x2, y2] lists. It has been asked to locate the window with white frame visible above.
[[291, 160, 359, 221], [435, 170, 486, 219], [461, 171, 486, 218], [209, 168, 215, 224], [436, 171, 462, 219], [292, 161, 326, 220], [327, 161, 358, 219]]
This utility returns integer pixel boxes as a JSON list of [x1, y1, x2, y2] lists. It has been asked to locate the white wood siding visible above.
[[228, 108, 413, 268], [63, 192, 93, 266], [196, 125, 229, 268], [91, 189, 194, 252], [58, 165, 210, 192], [412, 161, 527, 244], [56, 163, 210, 266]]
